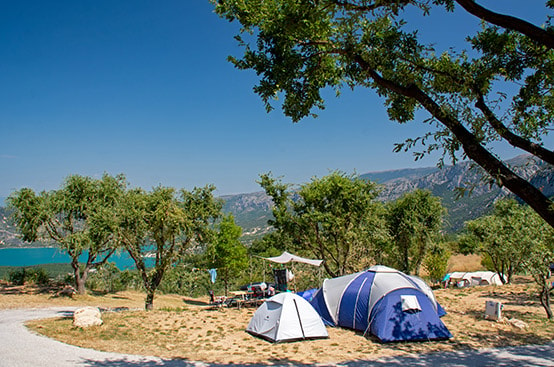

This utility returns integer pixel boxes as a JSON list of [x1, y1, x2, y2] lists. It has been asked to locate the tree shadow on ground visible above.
[[182, 298, 209, 306], [79, 341, 554, 367], [501, 308, 546, 322], [80, 357, 324, 367], [109, 294, 132, 300], [0, 282, 67, 295], [482, 289, 538, 307]]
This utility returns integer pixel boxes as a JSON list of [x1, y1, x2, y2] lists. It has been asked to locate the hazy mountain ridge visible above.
[[221, 155, 554, 235], [221, 191, 275, 243], [0, 206, 27, 247], [2, 155, 554, 247], [359, 167, 439, 184]]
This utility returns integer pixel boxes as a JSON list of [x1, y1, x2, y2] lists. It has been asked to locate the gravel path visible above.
[[0, 307, 552, 367]]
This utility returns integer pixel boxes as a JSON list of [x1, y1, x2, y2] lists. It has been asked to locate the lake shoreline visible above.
[[0, 247, 140, 269]]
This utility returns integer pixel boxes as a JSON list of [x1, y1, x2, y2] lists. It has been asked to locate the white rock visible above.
[[73, 307, 103, 328]]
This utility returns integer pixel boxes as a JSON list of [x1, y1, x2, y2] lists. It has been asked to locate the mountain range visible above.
[[2, 154, 554, 247], [222, 155, 554, 242]]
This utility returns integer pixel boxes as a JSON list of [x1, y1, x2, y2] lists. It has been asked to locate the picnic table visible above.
[[208, 289, 270, 309], [227, 290, 266, 309]]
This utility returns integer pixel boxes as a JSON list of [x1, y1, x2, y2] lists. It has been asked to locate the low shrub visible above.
[[8, 267, 50, 286]]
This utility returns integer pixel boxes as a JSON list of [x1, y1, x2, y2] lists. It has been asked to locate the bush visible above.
[[7, 267, 50, 286], [26, 268, 50, 285], [8, 268, 26, 285], [423, 242, 451, 284], [159, 264, 211, 297], [86, 263, 142, 293]]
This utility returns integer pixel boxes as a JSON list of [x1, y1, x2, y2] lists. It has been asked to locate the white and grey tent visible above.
[[246, 292, 328, 343], [445, 271, 505, 287]]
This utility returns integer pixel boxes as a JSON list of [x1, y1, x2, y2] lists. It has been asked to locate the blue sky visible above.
[[0, 1, 549, 198]]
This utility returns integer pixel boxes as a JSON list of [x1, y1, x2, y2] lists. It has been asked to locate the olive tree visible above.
[[213, 0, 554, 228], [386, 189, 445, 275], [465, 198, 554, 318], [259, 171, 389, 277], [524, 213, 554, 319], [117, 185, 222, 310], [465, 199, 532, 284], [423, 241, 451, 284], [8, 174, 125, 294]]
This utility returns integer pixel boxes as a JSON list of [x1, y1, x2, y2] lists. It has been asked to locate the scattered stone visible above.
[[73, 306, 103, 328], [507, 318, 528, 329], [57, 286, 76, 298]]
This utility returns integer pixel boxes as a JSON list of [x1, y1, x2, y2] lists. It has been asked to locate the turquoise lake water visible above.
[[0, 247, 140, 269]]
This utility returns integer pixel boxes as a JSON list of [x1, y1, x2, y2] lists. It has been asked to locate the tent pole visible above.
[[292, 262, 296, 292], [293, 299, 306, 339]]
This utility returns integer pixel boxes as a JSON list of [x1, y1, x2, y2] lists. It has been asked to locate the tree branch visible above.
[[354, 54, 554, 227], [90, 248, 117, 268], [391, 53, 554, 165], [331, 0, 387, 12], [454, 0, 554, 50], [474, 93, 554, 166]]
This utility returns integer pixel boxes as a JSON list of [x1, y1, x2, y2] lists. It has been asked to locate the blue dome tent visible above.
[[310, 265, 452, 342]]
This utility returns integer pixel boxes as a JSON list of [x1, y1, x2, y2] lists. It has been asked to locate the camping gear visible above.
[[444, 271, 505, 287], [246, 292, 329, 343], [274, 269, 288, 291], [247, 282, 268, 298], [485, 300, 503, 321], [207, 268, 217, 284], [310, 265, 452, 343], [255, 251, 324, 292], [207, 290, 228, 308]]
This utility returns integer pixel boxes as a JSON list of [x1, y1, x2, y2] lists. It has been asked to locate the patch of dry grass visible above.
[[0, 282, 185, 310], [446, 254, 484, 272], [11, 277, 552, 365]]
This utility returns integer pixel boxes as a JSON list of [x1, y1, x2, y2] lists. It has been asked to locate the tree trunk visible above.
[[539, 277, 553, 320], [145, 291, 155, 311], [402, 238, 410, 274], [75, 274, 87, 295], [413, 238, 427, 276], [71, 258, 87, 295], [143, 269, 165, 311], [506, 263, 513, 285]]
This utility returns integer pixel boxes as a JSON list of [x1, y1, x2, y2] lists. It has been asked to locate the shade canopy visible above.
[[263, 251, 323, 267]]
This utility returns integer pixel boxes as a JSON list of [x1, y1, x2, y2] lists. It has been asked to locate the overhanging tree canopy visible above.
[[213, 0, 554, 227]]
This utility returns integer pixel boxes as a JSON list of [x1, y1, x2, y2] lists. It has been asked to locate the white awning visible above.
[[263, 251, 323, 267]]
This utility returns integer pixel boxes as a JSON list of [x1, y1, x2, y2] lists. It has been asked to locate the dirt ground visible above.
[[1, 274, 552, 365]]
